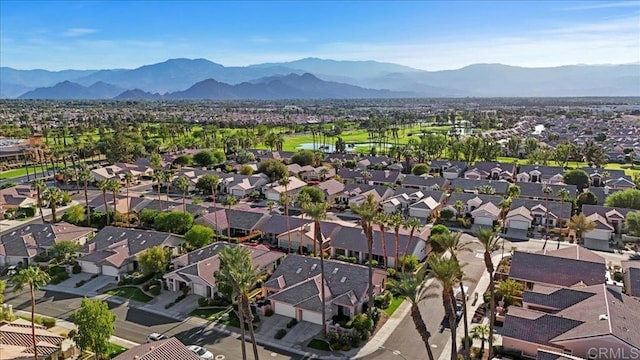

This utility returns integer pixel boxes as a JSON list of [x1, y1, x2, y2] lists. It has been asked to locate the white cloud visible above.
[[561, 1, 640, 11], [62, 28, 97, 37]]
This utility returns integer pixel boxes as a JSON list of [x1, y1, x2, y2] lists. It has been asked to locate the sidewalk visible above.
[[437, 253, 502, 360], [13, 310, 139, 349]]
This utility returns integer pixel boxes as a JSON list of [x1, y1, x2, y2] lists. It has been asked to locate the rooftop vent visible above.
[[340, 276, 347, 283], [140, 240, 146, 245], [107, 236, 113, 241], [332, 268, 339, 274], [121, 232, 126, 237], [25, 226, 30, 231], [10, 231, 15, 236], [295, 268, 302, 274], [198, 250, 204, 255], [599, 314, 609, 321], [136, 234, 142, 239], [311, 264, 317, 270], [47, 233, 52, 238]]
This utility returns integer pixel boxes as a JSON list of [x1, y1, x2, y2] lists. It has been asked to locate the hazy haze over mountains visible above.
[[2, 58, 639, 99]]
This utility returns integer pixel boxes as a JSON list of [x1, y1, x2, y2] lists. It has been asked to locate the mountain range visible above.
[[2, 58, 639, 99]]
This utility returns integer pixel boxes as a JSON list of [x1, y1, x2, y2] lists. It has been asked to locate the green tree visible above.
[[470, 325, 491, 358], [553, 142, 572, 169], [139, 208, 159, 226], [298, 186, 326, 204], [507, 184, 520, 199], [291, 149, 320, 166], [605, 188, 640, 210], [73, 298, 116, 359], [279, 176, 293, 252], [137, 246, 169, 276], [42, 186, 65, 223], [568, 213, 596, 244], [196, 174, 221, 237], [388, 213, 404, 271], [476, 228, 501, 359], [184, 225, 215, 249], [12, 266, 51, 360], [351, 193, 379, 316], [257, 159, 288, 181], [123, 172, 134, 224], [402, 217, 422, 272], [411, 163, 429, 176], [374, 212, 390, 268], [577, 191, 598, 208], [428, 254, 462, 360], [97, 178, 111, 225], [175, 176, 190, 213], [557, 188, 571, 228], [295, 191, 312, 254], [222, 195, 238, 239], [153, 211, 193, 234], [625, 211, 640, 237], [495, 279, 524, 306], [0, 279, 5, 305], [193, 151, 216, 168], [50, 240, 81, 262], [78, 165, 93, 227], [31, 179, 47, 223], [563, 169, 590, 191], [151, 171, 164, 212], [239, 164, 254, 175], [63, 205, 86, 225], [387, 271, 436, 360], [173, 154, 192, 167], [107, 179, 122, 225]]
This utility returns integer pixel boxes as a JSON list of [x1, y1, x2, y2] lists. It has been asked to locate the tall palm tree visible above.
[[12, 266, 51, 360], [388, 213, 403, 270], [31, 179, 47, 223], [387, 271, 437, 360], [454, 200, 465, 218], [279, 177, 292, 253], [542, 186, 553, 246], [162, 169, 174, 200], [401, 217, 421, 273], [175, 176, 190, 214], [374, 212, 389, 268], [507, 184, 520, 199], [207, 174, 221, 238], [428, 254, 462, 360], [78, 165, 93, 226], [151, 171, 163, 212], [470, 325, 491, 358], [97, 179, 110, 226], [351, 193, 378, 316], [107, 180, 122, 225], [568, 213, 596, 244], [431, 231, 473, 356], [123, 172, 134, 224], [222, 195, 238, 239], [476, 228, 501, 359], [360, 170, 371, 184], [41, 186, 64, 223], [295, 191, 312, 254], [303, 202, 330, 336], [556, 188, 571, 230]]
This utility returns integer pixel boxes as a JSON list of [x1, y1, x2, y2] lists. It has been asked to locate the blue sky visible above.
[[1, 1, 639, 70]]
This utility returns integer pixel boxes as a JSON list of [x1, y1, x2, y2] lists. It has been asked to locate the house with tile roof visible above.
[[622, 261, 640, 298], [164, 242, 284, 298], [263, 255, 387, 327], [76, 226, 182, 279], [516, 165, 565, 184], [276, 220, 355, 254], [0, 319, 71, 359], [112, 337, 199, 360], [194, 207, 268, 237], [263, 176, 308, 202], [502, 284, 640, 359], [0, 222, 95, 267], [400, 174, 447, 191], [464, 161, 516, 181], [429, 160, 467, 179], [448, 179, 511, 195]]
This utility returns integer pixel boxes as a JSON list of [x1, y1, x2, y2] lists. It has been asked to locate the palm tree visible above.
[[41, 186, 64, 223], [78, 165, 93, 226], [151, 171, 163, 212], [454, 200, 465, 218], [295, 191, 312, 254], [507, 184, 520, 199], [303, 202, 330, 336], [387, 213, 403, 270], [542, 186, 553, 246], [401, 217, 421, 273], [162, 169, 174, 200], [495, 279, 524, 305], [207, 174, 221, 238], [107, 180, 122, 225], [360, 170, 371, 184], [374, 212, 389, 268], [568, 213, 596, 244], [12, 266, 51, 360], [470, 325, 490, 358], [556, 188, 571, 230], [387, 271, 437, 360], [279, 177, 292, 253], [97, 179, 110, 225], [428, 254, 462, 360], [175, 176, 190, 214], [123, 172, 134, 224], [222, 195, 238, 239], [351, 193, 378, 316], [476, 228, 501, 359], [31, 179, 47, 223], [431, 231, 473, 356]]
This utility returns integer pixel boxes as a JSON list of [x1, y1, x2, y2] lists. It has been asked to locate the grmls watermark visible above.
[[587, 347, 640, 359]]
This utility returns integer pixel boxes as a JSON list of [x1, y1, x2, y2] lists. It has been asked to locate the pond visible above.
[[296, 142, 395, 152]]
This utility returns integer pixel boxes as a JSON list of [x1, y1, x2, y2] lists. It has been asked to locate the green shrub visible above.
[[286, 318, 298, 328], [274, 329, 287, 339], [41, 317, 56, 328], [198, 298, 209, 307], [148, 285, 161, 296], [386, 268, 397, 278], [398, 255, 419, 272], [75, 280, 87, 288], [165, 302, 175, 309], [265, 308, 274, 317], [72, 263, 82, 274], [613, 272, 624, 282]]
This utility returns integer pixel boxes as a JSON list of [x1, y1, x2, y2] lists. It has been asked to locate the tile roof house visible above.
[[429, 160, 467, 179], [91, 161, 153, 182], [0, 319, 70, 360], [299, 166, 336, 182], [263, 255, 387, 326], [276, 220, 356, 254], [502, 284, 640, 359], [336, 184, 394, 207], [164, 242, 284, 298], [510, 198, 573, 229], [448, 179, 511, 195], [0, 185, 36, 218], [581, 168, 626, 187], [401, 175, 447, 191], [317, 179, 346, 202], [508, 249, 606, 289], [330, 225, 431, 268], [622, 261, 640, 298], [464, 161, 516, 181], [76, 226, 183, 280], [517, 183, 577, 202], [263, 176, 308, 202], [194, 207, 268, 237], [255, 214, 312, 242], [337, 168, 402, 186], [516, 165, 565, 184], [0, 222, 95, 267], [442, 193, 504, 217], [112, 337, 200, 360]]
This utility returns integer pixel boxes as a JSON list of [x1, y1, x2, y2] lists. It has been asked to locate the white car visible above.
[[146, 333, 167, 342], [187, 345, 214, 359]]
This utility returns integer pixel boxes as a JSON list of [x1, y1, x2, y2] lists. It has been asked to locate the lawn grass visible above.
[[497, 156, 640, 177], [308, 338, 332, 351], [105, 286, 153, 303], [107, 342, 127, 358], [384, 295, 405, 316], [189, 306, 230, 321]]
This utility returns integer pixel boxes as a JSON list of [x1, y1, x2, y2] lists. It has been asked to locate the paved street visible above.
[[3, 289, 306, 360]]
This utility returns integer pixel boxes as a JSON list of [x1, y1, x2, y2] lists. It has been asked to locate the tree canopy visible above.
[[137, 246, 169, 275], [184, 225, 215, 249], [62, 205, 86, 225], [563, 169, 590, 191], [50, 240, 81, 261], [626, 211, 640, 237], [298, 186, 326, 204], [604, 189, 640, 210], [73, 298, 116, 358], [291, 150, 321, 166], [153, 211, 194, 234], [411, 163, 429, 176], [257, 159, 288, 181]]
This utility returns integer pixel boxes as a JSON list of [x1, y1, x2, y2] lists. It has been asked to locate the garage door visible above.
[[475, 216, 493, 226], [274, 302, 296, 318], [301, 310, 322, 325], [79, 261, 100, 274], [102, 265, 120, 277], [193, 284, 207, 297], [508, 220, 529, 230]]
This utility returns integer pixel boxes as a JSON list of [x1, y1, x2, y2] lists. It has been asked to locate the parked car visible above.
[[7, 265, 18, 276], [146, 333, 167, 342], [187, 345, 214, 359]]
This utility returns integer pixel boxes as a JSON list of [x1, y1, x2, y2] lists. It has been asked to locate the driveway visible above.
[[42, 273, 116, 297]]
